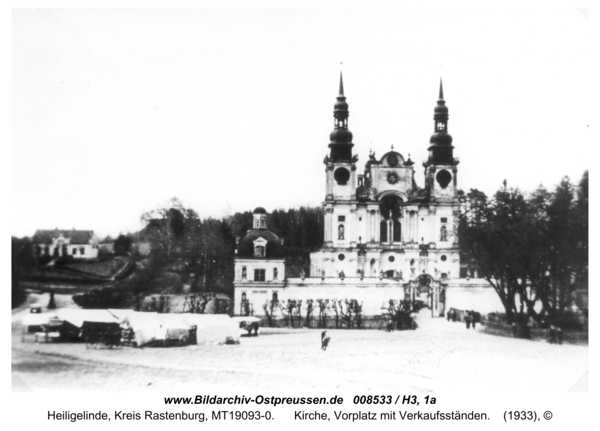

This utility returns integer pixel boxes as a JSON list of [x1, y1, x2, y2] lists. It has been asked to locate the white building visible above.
[[32, 229, 99, 259], [234, 209, 285, 316], [235, 75, 469, 318]]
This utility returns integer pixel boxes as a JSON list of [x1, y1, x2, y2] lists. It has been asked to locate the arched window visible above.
[[273, 267, 278, 280], [272, 291, 278, 303], [72, 248, 77, 255], [80, 247, 85, 255], [241, 266, 247, 280], [393, 220, 401, 242], [338, 224, 345, 240], [260, 218, 266, 228], [241, 292, 247, 302], [440, 225, 448, 242], [380, 220, 387, 242]]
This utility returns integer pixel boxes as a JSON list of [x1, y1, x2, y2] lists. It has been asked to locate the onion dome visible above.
[[330, 127, 353, 143], [429, 131, 453, 146]]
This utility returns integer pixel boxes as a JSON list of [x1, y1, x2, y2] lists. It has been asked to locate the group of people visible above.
[[446, 308, 480, 329], [385, 312, 418, 332], [464, 310, 481, 329], [182, 294, 215, 314]]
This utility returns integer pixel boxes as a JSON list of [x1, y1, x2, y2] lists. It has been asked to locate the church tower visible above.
[[424, 79, 459, 201], [323, 72, 358, 250]]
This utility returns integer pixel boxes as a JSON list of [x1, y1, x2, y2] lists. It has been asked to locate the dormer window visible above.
[[252, 237, 268, 258]]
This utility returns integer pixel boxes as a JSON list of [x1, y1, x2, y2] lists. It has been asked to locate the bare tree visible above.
[[316, 299, 330, 328], [303, 299, 314, 328]]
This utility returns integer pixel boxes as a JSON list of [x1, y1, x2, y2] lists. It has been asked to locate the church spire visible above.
[[425, 78, 455, 167], [328, 71, 354, 161], [433, 78, 449, 133]]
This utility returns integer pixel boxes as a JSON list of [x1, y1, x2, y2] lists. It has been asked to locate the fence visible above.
[[482, 321, 588, 345], [262, 315, 392, 330]]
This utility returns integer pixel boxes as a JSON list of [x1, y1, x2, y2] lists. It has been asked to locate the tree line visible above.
[[99, 200, 325, 307], [12, 172, 587, 326], [457, 172, 588, 328]]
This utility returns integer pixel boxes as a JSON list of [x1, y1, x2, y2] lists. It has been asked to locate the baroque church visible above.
[[234, 74, 468, 318]]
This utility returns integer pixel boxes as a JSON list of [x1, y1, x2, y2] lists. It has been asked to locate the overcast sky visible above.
[[11, 6, 593, 239]]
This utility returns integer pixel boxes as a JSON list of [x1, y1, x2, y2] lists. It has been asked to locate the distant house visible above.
[[32, 229, 99, 259]]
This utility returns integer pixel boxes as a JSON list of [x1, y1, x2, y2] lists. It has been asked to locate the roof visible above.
[[253, 207, 267, 214], [56, 308, 119, 328], [32, 229, 95, 245], [237, 229, 283, 259]]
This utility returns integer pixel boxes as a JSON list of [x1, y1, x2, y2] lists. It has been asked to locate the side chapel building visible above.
[[234, 74, 464, 317]]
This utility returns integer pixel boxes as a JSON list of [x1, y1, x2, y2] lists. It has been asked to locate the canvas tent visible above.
[[107, 308, 134, 321], [21, 312, 61, 329], [55, 309, 121, 339], [183, 314, 239, 345], [21, 309, 120, 341], [157, 313, 192, 345], [119, 312, 166, 347], [56, 309, 119, 328], [21, 312, 63, 341]]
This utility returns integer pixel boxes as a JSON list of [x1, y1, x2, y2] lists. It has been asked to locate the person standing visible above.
[[465, 311, 472, 329], [548, 325, 556, 344]]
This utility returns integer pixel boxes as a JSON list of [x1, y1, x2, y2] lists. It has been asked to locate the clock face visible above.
[[387, 171, 400, 184]]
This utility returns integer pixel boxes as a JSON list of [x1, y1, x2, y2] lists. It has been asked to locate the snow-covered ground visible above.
[[12, 296, 587, 393]]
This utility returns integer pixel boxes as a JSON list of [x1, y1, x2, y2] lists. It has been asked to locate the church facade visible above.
[[234, 74, 464, 318]]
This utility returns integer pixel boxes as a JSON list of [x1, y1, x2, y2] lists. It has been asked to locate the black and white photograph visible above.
[[8, 3, 594, 428]]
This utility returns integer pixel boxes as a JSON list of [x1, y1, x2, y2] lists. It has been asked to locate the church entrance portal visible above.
[[405, 274, 445, 317]]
